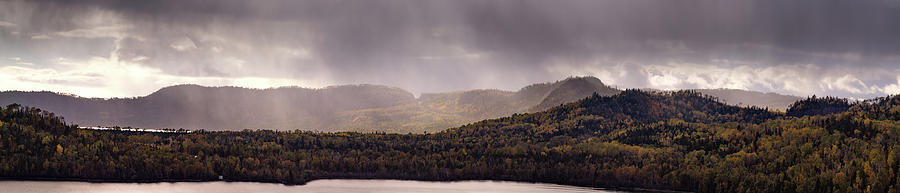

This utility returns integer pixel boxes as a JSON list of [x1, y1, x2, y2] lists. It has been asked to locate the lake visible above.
[[0, 179, 617, 193]]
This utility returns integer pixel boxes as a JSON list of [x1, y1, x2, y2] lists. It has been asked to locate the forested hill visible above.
[[3, 90, 900, 192], [444, 90, 778, 139]]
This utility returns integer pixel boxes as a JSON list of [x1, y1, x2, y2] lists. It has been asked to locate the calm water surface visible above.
[[0, 179, 617, 193]]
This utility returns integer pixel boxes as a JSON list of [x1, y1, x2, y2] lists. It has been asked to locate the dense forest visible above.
[[2, 90, 899, 192]]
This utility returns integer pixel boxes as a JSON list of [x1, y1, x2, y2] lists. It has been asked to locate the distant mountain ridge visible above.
[[0, 76, 800, 132], [639, 88, 802, 111], [692, 88, 801, 110], [0, 84, 416, 130], [530, 77, 620, 111]]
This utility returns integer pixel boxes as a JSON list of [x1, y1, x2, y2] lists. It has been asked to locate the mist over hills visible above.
[[0, 76, 800, 132]]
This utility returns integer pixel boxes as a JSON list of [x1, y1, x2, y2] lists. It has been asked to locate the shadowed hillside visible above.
[[529, 76, 620, 111]]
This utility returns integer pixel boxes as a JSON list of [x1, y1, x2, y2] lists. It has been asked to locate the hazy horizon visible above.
[[0, 76, 809, 99]]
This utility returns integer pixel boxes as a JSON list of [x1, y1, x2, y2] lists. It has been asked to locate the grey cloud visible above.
[[2, 0, 900, 98]]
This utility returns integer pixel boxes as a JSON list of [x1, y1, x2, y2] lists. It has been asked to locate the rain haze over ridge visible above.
[[1, 0, 899, 99]]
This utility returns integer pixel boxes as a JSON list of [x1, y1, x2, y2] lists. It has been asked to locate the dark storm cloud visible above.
[[21, 0, 900, 63], [1, 0, 900, 98]]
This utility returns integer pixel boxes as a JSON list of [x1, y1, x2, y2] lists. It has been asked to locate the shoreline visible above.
[[0, 177, 689, 193]]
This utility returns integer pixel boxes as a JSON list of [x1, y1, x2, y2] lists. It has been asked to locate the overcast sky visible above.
[[1, 0, 899, 99]]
